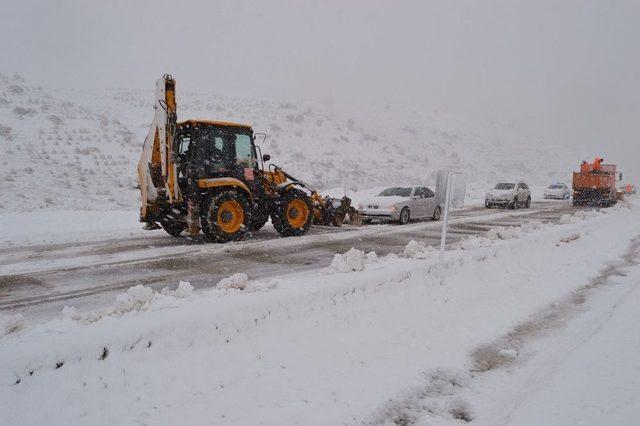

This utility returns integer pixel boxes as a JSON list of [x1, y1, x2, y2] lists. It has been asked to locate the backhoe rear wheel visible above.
[[249, 203, 270, 232], [202, 190, 251, 243], [272, 189, 313, 237], [160, 218, 187, 237]]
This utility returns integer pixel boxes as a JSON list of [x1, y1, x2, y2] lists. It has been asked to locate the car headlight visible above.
[[390, 205, 397, 211]]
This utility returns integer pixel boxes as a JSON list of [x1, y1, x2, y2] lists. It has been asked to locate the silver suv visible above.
[[485, 182, 531, 209]]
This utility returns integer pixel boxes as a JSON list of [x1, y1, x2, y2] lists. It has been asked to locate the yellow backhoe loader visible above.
[[137, 75, 359, 242]]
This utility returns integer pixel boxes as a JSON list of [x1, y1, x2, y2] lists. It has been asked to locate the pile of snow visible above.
[[330, 247, 365, 272], [460, 220, 547, 249], [216, 273, 250, 290], [160, 280, 194, 298], [62, 281, 196, 324], [403, 240, 437, 258], [215, 273, 279, 292], [113, 285, 154, 316], [0, 314, 25, 337]]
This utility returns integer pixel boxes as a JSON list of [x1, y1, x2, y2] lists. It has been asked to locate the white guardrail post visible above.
[[438, 171, 454, 284]]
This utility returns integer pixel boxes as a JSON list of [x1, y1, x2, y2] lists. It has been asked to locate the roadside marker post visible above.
[[439, 171, 453, 285], [435, 170, 467, 285]]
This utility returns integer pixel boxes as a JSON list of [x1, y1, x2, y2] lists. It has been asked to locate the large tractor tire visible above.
[[272, 188, 313, 237], [160, 218, 187, 237], [201, 190, 251, 243], [249, 205, 270, 232]]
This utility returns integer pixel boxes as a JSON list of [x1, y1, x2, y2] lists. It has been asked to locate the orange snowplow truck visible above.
[[572, 158, 622, 207]]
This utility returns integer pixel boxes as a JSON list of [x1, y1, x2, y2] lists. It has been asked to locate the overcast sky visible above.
[[2, 0, 638, 178]]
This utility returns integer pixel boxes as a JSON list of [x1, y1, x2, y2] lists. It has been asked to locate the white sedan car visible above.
[[358, 186, 443, 224], [485, 182, 531, 209], [544, 183, 571, 200]]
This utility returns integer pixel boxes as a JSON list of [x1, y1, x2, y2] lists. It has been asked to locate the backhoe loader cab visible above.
[[138, 75, 328, 242]]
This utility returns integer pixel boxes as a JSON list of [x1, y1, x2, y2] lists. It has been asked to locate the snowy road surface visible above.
[[1, 199, 638, 425], [1, 201, 574, 319], [431, 234, 640, 426]]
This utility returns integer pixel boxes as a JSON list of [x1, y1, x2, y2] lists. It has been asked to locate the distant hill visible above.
[[0, 72, 574, 213]]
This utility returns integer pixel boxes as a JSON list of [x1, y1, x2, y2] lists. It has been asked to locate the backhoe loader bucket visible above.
[[313, 196, 361, 226]]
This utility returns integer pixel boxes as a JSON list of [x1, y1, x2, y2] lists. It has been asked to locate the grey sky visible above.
[[2, 0, 638, 179]]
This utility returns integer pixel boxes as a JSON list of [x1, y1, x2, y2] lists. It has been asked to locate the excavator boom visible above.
[[137, 75, 181, 222]]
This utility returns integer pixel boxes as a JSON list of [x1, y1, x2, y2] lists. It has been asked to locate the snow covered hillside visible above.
[[1, 72, 574, 213]]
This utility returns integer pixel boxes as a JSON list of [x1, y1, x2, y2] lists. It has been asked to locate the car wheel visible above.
[[509, 198, 517, 209], [399, 207, 410, 225], [525, 196, 531, 208], [485, 200, 491, 209], [432, 205, 442, 221]]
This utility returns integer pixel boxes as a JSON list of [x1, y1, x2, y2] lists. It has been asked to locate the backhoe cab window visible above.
[[185, 126, 256, 176], [177, 134, 191, 155], [233, 133, 255, 168]]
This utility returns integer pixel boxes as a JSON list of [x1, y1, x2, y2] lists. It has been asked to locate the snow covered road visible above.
[[446, 235, 640, 426], [1, 201, 575, 319], [1, 199, 638, 426]]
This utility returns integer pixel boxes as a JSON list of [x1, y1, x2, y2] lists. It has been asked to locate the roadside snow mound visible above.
[[560, 210, 602, 224], [462, 220, 546, 248], [460, 236, 492, 250], [216, 273, 250, 290], [486, 221, 545, 241], [214, 273, 277, 292], [330, 248, 366, 272], [161, 280, 193, 298], [113, 285, 154, 316], [0, 314, 25, 336], [404, 240, 436, 258], [62, 281, 196, 324]]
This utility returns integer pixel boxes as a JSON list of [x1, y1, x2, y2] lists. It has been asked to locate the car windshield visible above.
[[495, 183, 515, 190], [379, 187, 412, 197], [549, 184, 564, 189]]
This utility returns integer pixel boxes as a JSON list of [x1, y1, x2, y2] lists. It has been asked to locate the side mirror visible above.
[[262, 154, 271, 162]]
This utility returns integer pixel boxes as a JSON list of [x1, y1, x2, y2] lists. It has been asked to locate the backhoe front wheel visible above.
[[272, 189, 313, 237], [202, 190, 251, 243]]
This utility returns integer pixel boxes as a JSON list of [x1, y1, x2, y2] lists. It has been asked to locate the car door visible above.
[[515, 183, 525, 202], [423, 187, 436, 217], [412, 187, 428, 218], [407, 187, 422, 217]]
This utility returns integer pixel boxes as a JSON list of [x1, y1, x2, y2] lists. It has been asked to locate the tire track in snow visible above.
[[368, 234, 640, 425]]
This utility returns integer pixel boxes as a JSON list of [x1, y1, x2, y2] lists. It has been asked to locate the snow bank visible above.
[[403, 240, 437, 258], [0, 314, 25, 336], [62, 281, 196, 324], [1, 200, 637, 426], [113, 285, 154, 316], [161, 280, 194, 298], [216, 273, 250, 290], [330, 247, 366, 272]]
